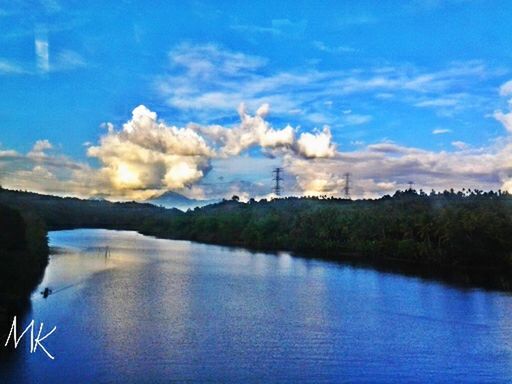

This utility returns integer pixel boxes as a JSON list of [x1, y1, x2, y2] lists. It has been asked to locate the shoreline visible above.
[[138, 229, 512, 293], [47, 226, 512, 292]]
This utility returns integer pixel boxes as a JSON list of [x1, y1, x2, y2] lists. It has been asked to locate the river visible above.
[[2, 229, 512, 383]]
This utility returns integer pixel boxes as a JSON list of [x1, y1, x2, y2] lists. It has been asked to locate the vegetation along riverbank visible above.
[[1, 187, 512, 295]]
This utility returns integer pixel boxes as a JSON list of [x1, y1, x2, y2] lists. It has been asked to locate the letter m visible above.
[[4, 316, 35, 351]]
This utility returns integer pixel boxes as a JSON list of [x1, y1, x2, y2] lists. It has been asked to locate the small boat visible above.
[[41, 287, 52, 298]]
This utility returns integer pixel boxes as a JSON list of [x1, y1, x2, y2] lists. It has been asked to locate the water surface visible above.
[[2, 229, 512, 383]]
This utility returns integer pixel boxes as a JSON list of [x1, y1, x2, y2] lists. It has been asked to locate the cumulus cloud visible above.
[[28, 139, 53, 157], [296, 127, 336, 158], [0, 140, 108, 198], [190, 103, 336, 160], [5, 87, 512, 201], [1, 104, 342, 200], [207, 103, 296, 156], [87, 105, 214, 193], [283, 142, 507, 198]]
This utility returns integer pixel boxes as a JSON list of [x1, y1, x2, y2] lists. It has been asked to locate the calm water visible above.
[[2, 229, 512, 383]]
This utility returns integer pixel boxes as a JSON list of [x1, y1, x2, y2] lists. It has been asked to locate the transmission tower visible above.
[[408, 181, 414, 190], [344, 172, 351, 198], [272, 167, 283, 196]]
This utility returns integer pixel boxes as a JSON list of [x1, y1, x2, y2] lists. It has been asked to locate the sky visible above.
[[2, 0, 512, 200]]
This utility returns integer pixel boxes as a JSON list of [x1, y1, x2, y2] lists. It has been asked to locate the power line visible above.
[[344, 172, 351, 198], [272, 167, 283, 196]]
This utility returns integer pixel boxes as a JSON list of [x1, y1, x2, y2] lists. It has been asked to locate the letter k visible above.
[[33, 322, 57, 360]]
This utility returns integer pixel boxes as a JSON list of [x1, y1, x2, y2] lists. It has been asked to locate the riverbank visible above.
[[0, 205, 49, 355], [139, 190, 512, 291], [6, 228, 512, 383], [139, 229, 512, 292], [2, 187, 512, 293]]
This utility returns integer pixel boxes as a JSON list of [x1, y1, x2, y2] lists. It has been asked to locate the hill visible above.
[[148, 191, 219, 211], [0, 188, 182, 230], [2, 187, 512, 291]]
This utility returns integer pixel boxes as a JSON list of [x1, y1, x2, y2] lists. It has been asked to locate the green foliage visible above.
[[0, 188, 182, 231], [2, 187, 512, 292], [140, 189, 512, 273]]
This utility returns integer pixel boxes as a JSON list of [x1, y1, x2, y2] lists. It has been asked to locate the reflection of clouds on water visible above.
[[277, 252, 292, 273], [9, 229, 512, 383]]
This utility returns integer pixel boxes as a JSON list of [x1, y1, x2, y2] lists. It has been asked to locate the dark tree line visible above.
[[0, 203, 49, 346], [2, 186, 512, 291], [0, 188, 182, 230], [0, 186, 183, 344], [0, 204, 49, 298], [138, 189, 512, 289]]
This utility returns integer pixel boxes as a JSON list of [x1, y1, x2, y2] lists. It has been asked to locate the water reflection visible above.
[[1, 229, 512, 383]]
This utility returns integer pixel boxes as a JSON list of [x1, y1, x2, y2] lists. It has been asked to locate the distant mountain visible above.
[[148, 191, 219, 211]]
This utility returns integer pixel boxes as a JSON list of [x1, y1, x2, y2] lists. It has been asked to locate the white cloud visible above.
[[494, 110, 512, 133], [82, 104, 337, 198], [283, 141, 507, 198], [432, 128, 451, 134], [0, 59, 26, 74], [231, 18, 306, 39], [494, 80, 512, 133], [451, 141, 469, 150], [194, 103, 296, 157], [35, 35, 49, 73], [157, 44, 497, 127], [88, 105, 215, 193], [342, 113, 372, 126], [0, 48, 85, 76], [414, 98, 459, 107], [53, 49, 86, 70], [499, 79, 512, 96], [169, 43, 265, 78], [4, 94, 512, 200], [296, 127, 336, 158], [313, 41, 355, 54], [0, 140, 108, 199], [28, 139, 53, 157]]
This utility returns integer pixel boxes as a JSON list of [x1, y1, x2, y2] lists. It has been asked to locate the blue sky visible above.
[[2, 1, 512, 200]]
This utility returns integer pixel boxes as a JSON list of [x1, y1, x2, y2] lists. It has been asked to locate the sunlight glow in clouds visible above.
[[87, 105, 214, 192], [3, 86, 512, 201], [81, 103, 337, 199], [3, 2, 512, 202]]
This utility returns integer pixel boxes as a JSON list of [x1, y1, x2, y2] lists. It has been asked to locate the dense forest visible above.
[[2, 187, 512, 291], [0, 187, 182, 348], [0, 187, 182, 230], [139, 189, 512, 289]]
